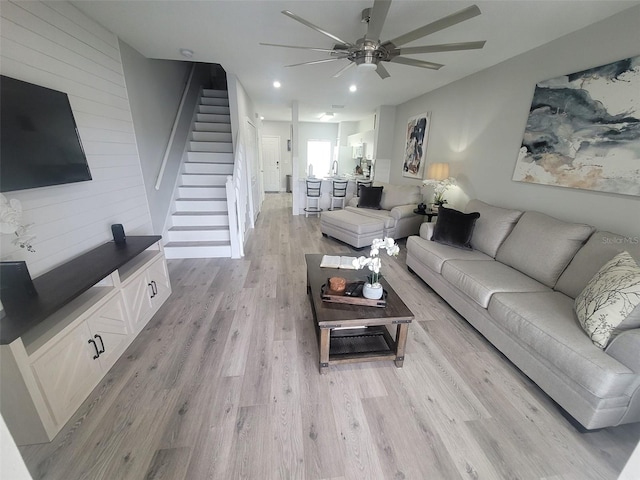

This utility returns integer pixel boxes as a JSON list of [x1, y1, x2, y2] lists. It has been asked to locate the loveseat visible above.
[[406, 199, 640, 430], [320, 182, 424, 248]]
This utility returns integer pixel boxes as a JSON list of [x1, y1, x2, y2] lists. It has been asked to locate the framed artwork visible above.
[[402, 112, 431, 179], [513, 55, 640, 196]]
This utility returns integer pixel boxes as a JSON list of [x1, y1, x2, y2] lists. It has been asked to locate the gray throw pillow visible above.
[[431, 206, 480, 250]]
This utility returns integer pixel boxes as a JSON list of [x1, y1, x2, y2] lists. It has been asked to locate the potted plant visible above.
[[352, 237, 400, 299]]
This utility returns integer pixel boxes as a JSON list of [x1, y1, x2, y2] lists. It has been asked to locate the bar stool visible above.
[[304, 179, 323, 217], [356, 180, 372, 197], [329, 179, 348, 210]]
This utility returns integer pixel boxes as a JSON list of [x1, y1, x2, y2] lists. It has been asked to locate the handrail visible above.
[[226, 119, 247, 258], [155, 63, 196, 190]]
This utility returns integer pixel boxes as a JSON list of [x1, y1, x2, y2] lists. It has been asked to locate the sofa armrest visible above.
[[606, 329, 640, 372], [390, 204, 418, 220], [419, 222, 436, 240]]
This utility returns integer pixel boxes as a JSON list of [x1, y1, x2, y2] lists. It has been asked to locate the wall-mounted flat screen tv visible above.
[[1, 75, 92, 192]]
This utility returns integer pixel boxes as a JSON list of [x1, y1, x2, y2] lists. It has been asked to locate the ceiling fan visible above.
[[260, 1, 486, 79]]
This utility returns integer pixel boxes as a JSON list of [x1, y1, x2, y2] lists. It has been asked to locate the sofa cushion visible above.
[[406, 236, 493, 274], [357, 185, 383, 209], [376, 182, 421, 210], [488, 291, 637, 398], [345, 206, 395, 229], [465, 199, 523, 258], [431, 206, 480, 250], [495, 211, 594, 288], [555, 231, 640, 299], [441, 259, 549, 308], [575, 251, 640, 349], [320, 210, 386, 234]]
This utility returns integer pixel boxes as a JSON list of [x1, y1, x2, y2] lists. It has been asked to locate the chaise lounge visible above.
[[320, 182, 424, 248]]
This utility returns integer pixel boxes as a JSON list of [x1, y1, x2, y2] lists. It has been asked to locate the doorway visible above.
[[262, 135, 281, 192]]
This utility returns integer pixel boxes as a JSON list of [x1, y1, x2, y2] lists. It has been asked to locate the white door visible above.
[[262, 135, 281, 192]]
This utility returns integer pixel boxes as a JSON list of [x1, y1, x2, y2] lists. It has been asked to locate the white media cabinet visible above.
[[0, 236, 171, 445]]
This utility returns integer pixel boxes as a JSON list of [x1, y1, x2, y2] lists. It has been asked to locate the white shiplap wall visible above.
[[0, 0, 152, 277]]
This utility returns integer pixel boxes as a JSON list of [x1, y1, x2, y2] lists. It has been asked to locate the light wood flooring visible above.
[[20, 193, 639, 479]]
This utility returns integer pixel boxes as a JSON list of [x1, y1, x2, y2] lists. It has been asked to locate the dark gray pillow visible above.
[[357, 186, 383, 209], [431, 206, 480, 250]]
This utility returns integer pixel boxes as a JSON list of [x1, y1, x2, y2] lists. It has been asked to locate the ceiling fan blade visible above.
[[285, 58, 343, 68], [260, 42, 343, 54], [281, 10, 353, 47], [390, 57, 444, 70], [388, 4, 481, 47], [333, 62, 355, 78], [366, 0, 392, 41], [398, 40, 486, 55], [376, 63, 391, 79]]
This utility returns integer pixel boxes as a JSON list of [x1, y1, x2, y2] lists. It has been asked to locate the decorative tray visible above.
[[321, 282, 387, 308]]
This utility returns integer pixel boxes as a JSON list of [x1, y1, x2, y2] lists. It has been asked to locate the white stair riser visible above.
[[180, 174, 228, 186], [168, 229, 230, 242], [172, 214, 229, 227], [187, 152, 233, 163], [192, 131, 232, 142], [194, 122, 231, 133], [190, 141, 233, 153], [175, 200, 227, 212], [178, 186, 226, 198], [196, 113, 230, 123], [198, 105, 230, 115], [200, 97, 229, 107], [164, 245, 232, 259], [183, 163, 233, 174], [203, 89, 228, 98]]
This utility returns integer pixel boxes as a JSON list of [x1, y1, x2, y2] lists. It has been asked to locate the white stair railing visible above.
[[226, 122, 248, 258]]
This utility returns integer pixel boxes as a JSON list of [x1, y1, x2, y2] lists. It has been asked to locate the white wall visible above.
[[262, 121, 292, 191], [390, 5, 640, 237], [0, 1, 152, 276], [119, 41, 209, 234]]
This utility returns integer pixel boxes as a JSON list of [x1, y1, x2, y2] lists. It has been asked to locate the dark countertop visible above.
[[0, 236, 161, 345]]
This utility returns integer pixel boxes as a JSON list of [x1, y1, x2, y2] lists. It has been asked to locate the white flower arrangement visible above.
[[422, 176, 456, 205], [0, 194, 36, 252], [352, 237, 400, 286]]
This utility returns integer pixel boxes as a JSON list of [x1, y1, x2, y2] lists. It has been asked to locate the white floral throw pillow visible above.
[[575, 251, 640, 349]]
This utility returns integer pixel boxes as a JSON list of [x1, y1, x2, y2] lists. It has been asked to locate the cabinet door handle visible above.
[[88, 338, 100, 359], [94, 334, 105, 355], [148, 282, 156, 299], [151, 280, 158, 296]]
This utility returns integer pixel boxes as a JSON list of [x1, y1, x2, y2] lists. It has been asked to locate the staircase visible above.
[[164, 89, 233, 259]]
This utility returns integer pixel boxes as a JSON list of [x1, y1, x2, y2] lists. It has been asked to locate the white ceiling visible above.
[[74, 0, 640, 123]]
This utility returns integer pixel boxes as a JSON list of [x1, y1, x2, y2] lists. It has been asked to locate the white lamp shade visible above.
[[426, 162, 449, 181]]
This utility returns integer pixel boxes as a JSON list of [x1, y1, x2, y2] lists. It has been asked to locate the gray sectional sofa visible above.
[[320, 182, 424, 248], [406, 199, 640, 430]]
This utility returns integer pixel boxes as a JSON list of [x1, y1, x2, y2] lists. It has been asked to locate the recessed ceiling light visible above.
[[349, 85, 357, 92], [179, 48, 193, 58], [273, 81, 281, 88], [260, 116, 265, 120]]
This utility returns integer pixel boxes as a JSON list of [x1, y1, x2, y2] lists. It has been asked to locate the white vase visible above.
[[362, 282, 383, 300]]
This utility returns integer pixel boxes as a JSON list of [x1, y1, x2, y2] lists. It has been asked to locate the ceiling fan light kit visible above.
[[260, 1, 486, 79]]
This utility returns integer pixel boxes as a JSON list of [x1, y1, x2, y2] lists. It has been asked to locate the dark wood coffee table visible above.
[[305, 254, 414, 374]]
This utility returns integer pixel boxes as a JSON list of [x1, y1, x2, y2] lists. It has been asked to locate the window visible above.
[[307, 140, 332, 178]]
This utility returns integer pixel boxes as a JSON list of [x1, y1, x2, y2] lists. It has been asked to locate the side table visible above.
[[413, 208, 438, 222]]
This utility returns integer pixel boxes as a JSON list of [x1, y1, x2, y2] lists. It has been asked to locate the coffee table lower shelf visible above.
[[316, 323, 409, 374]]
